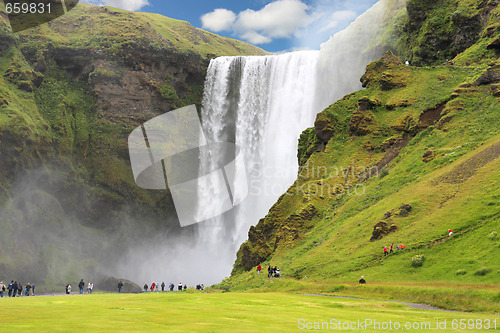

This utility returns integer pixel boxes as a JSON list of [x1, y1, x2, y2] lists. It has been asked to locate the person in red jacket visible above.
[[257, 263, 262, 275], [151, 282, 156, 292], [383, 246, 388, 256]]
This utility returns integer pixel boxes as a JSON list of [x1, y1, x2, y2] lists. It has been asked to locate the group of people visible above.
[[383, 243, 405, 256], [0, 281, 35, 297], [65, 280, 94, 295], [142, 282, 203, 292], [256, 264, 281, 278]]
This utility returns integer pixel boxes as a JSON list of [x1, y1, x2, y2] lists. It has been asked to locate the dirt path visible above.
[[301, 294, 468, 313]]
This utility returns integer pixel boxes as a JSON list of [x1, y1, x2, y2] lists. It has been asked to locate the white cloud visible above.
[[240, 31, 272, 45], [201, 8, 236, 33], [235, 0, 312, 39], [320, 10, 357, 31], [200, 0, 313, 45], [81, 0, 149, 11]]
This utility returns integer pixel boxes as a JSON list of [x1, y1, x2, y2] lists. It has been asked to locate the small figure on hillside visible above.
[[444, 59, 449, 66], [161, 282, 165, 292], [390, 243, 394, 254], [383, 246, 388, 256], [448, 229, 453, 237], [359, 276, 366, 285], [405, 60, 410, 66], [117, 281, 124, 293], [178, 282, 182, 291], [183, 284, 187, 290], [275, 267, 281, 278], [400, 244, 405, 250], [169, 283, 174, 291], [79, 279, 85, 294], [257, 263, 262, 275], [143, 283, 148, 292], [267, 265, 272, 278], [66, 284, 71, 295]]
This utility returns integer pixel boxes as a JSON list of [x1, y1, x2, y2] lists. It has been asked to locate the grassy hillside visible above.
[[228, 0, 500, 311], [13, 3, 268, 59]]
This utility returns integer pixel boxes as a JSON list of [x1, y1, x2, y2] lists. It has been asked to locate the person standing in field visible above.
[[178, 282, 182, 291], [359, 276, 366, 284], [7, 281, 13, 297], [12, 281, 18, 297], [88, 281, 93, 294], [31, 283, 35, 296], [143, 283, 148, 292], [78, 279, 85, 294], [169, 283, 174, 291], [0, 281, 5, 297], [66, 284, 71, 294], [390, 244, 394, 254], [17, 282, 22, 296], [25, 283, 31, 296], [117, 281, 124, 293], [161, 282, 165, 292], [268, 265, 272, 278], [257, 263, 262, 275], [384, 246, 388, 256], [448, 229, 453, 237], [150, 282, 155, 292]]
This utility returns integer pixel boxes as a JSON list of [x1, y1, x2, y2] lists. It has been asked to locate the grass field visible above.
[[0, 292, 498, 332]]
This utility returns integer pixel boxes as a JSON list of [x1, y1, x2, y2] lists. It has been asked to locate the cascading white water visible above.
[[198, 51, 320, 252]]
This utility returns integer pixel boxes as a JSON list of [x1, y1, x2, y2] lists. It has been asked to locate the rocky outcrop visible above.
[[370, 204, 412, 241]]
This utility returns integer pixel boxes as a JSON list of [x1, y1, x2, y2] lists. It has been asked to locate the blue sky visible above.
[[81, 0, 379, 52]]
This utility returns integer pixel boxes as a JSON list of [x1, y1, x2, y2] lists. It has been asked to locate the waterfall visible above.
[[198, 51, 320, 251]]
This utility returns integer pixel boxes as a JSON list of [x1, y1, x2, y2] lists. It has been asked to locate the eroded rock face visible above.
[[349, 110, 375, 136], [475, 64, 500, 85], [370, 203, 412, 241]]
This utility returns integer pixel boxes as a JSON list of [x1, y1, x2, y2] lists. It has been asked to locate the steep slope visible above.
[[229, 0, 499, 297], [0, 4, 266, 288]]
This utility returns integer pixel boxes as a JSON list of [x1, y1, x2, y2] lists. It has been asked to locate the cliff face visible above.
[[231, 0, 499, 286], [0, 4, 266, 287]]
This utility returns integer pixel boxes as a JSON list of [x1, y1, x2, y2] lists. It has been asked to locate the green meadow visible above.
[[0, 292, 498, 332]]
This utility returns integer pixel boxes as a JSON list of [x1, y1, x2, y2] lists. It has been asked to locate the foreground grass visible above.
[[0, 292, 498, 332]]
